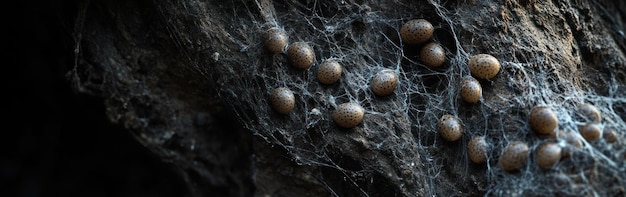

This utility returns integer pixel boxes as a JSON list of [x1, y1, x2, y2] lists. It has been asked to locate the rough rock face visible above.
[[72, 0, 626, 196]]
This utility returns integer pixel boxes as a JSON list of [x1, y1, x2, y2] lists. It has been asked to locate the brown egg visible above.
[[420, 42, 446, 67], [468, 136, 488, 164], [579, 123, 602, 141], [317, 60, 342, 85], [499, 141, 529, 172], [333, 103, 365, 128], [603, 127, 617, 143], [263, 28, 288, 54], [400, 19, 434, 45], [529, 106, 558, 135], [469, 54, 500, 79], [270, 87, 295, 114], [438, 114, 463, 142], [370, 69, 398, 96], [288, 42, 315, 69], [535, 141, 562, 168], [460, 76, 482, 103]]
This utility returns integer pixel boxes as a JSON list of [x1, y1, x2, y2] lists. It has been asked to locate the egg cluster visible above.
[[405, 18, 618, 172], [402, 20, 506, 166], [261, 15, 621, 179], [400, 19, 508, 168], [539, 103, 614, 170], [262, 25, 387, 129], [491, 102, 620, 172], [400, 19, 447, 68]]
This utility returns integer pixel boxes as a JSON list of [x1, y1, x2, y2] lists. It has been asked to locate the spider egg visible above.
[[333, 103, 365, 129], [263, 28, 288, 54], [468, 136, 488, 164], [578, 123, 602, 141], [370, 69, 398, 96], [400, 19, 434, 45], [469, 54, 500, 79], [603, 127, 617, 143], [529, 106, 558, 135], [499, 141, 529, 172], [270, 87, 295, 114], [460, 76, 482, 103], [438, 114, 463, 142], [317, 60, 342, 85], [577, 103, 601, 123], [288, 42, 315, 69], [558, 131, 583, 158], [420, 42, 446, 67], [535, 141, 562, 168]]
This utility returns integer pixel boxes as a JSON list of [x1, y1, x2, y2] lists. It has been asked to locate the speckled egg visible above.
[[499, 141, 529, 172], [529, 106, 558, 135], [535, 141, 562, 168], [263, 28, 288, 54], [288, 42, 315, 69], [370, 69, 398, 97], [317, 60, 342, 85], [400, 19, 434, 45], [333, 103, 365, 128], [460, 76, 482, 103], [270, 87, 295, 114], [438, 114, 463, 142], [468, 136, 488, 164], [420, 42, 446, 67], [469, 54, 500, 79]]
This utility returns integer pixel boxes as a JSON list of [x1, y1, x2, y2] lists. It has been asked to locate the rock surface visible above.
[[72, 0, 626, 196]]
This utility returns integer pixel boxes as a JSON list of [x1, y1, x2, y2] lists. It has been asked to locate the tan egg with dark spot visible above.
[[370, 69, 398, 96], [579, 123, 602, 141], [469, 54, 500, 79], [400, 19, 434, 45], [420, 42, 446, 67], [499, 141, 529, 172], [603, 127, 617, 143], [263, 28, 288, 54], [468, 136, 488, 164], [317, 60, 342, 85], [529, 106, 558, 135], [558, 131, 583, 158], [288, 42, 315, 69], [460, 76, 482, 103], [333, 103, 365, 128], [270, 87, 295, 114], [438, 114, 462, 142], [535, 141, 562, 168], [577, 103, 601, 123]]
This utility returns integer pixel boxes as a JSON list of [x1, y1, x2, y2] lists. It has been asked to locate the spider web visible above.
[[161, 0, 626, 196]]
